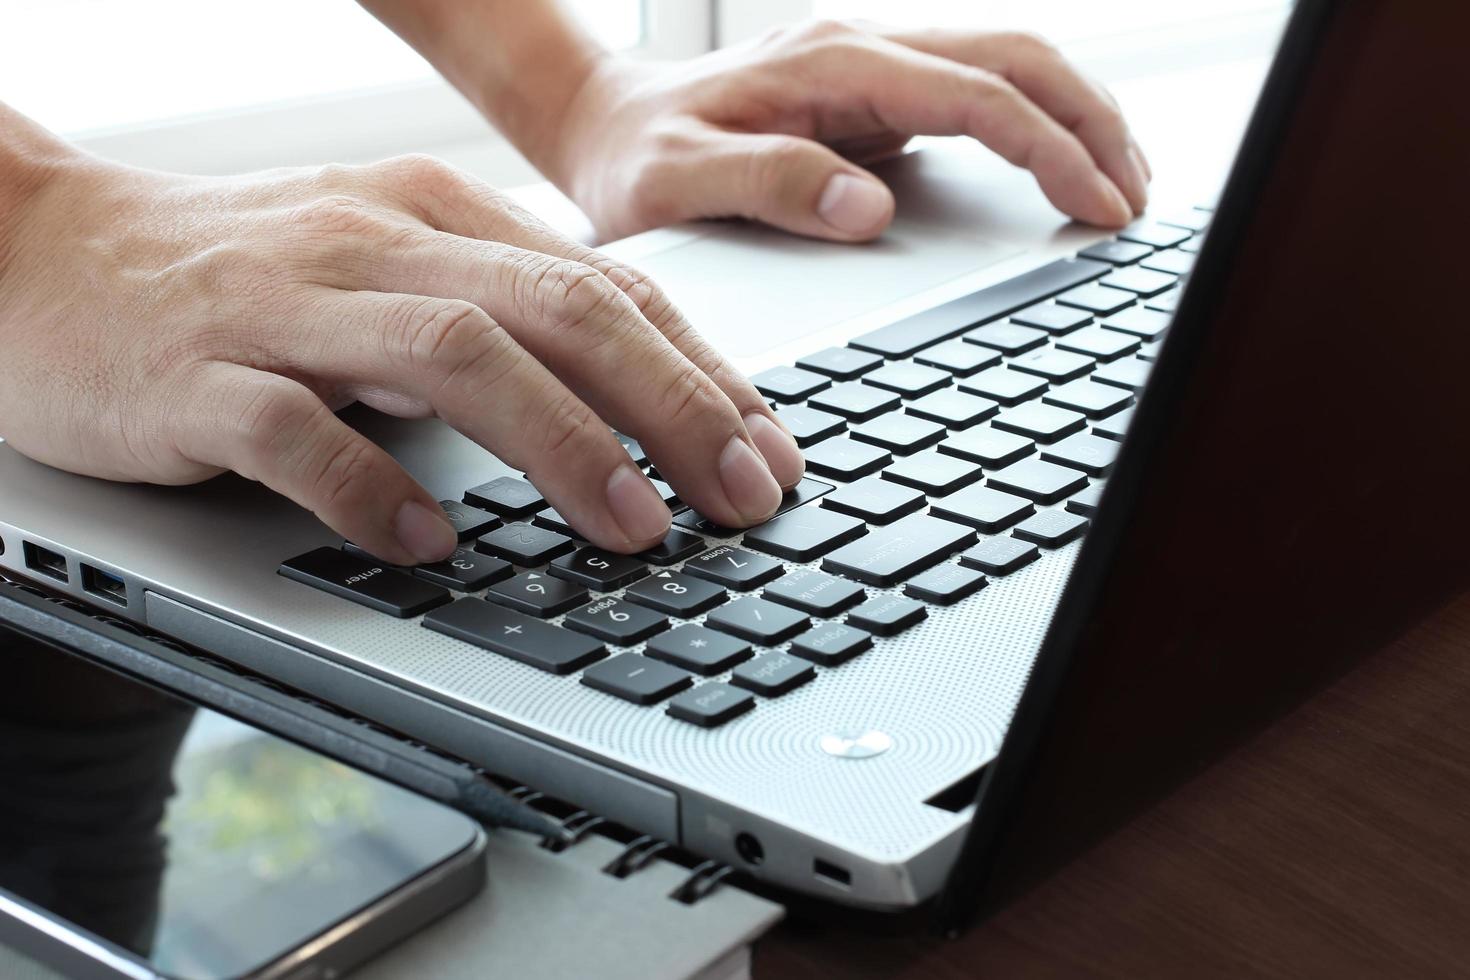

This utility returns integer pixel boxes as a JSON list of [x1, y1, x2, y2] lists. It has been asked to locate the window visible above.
[[2, 0, 643, 135]]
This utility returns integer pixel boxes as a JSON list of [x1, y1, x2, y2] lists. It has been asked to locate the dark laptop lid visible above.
[[939, 0, 1470, 931]]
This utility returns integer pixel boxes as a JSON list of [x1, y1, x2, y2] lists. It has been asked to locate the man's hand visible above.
[[0, 114, 803, 565], [547, 21, 1150, 242]]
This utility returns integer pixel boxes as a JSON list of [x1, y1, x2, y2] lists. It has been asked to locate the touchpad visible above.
[[634, 219, 1023, 358]]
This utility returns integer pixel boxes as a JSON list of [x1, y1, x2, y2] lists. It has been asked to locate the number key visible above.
[[623, 572, 727, 617], [563, 596, 669, 645], [549, 547, 649, 590], [485, 571, 587, 617], [683, 546, 784, 590]]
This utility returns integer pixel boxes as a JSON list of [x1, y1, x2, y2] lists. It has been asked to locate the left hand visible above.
[[544, 19, 1150, 242]]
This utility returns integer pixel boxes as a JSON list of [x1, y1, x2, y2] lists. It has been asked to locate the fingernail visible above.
[[744, 412, 804, 489], [817, 173, 891, 237], [605, 463, 671, 544], [394, 500, 458, 563], [1090, 171, 1135, 227], [719, 434, 783, 523]]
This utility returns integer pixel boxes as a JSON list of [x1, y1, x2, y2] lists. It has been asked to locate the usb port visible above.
[[23, 542, 69, 583], [82, 564, 128, 606], [813, 859, 852, 889]]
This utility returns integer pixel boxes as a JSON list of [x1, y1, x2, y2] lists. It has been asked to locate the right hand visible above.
[[0, 148, 804, 564]]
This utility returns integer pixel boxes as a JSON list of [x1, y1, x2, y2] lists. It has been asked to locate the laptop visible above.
[[3, 0, 1466, 916]]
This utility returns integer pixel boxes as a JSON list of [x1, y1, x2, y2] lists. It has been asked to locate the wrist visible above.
[[0, 106, 78, 283]]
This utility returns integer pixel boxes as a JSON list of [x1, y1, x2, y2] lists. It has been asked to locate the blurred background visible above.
[[3, 0, 1289, 185]]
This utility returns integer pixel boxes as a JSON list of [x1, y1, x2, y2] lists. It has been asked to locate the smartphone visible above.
[[0, 630, 486, 980]]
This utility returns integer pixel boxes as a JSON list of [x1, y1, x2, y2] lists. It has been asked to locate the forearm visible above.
[[357, 0, 606, 177]]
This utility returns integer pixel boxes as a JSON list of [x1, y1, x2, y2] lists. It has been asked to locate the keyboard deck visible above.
[[279, 213, 1207, 731]]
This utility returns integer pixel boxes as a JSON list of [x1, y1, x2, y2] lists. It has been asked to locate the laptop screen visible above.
[[941, 0, 1470, 927]]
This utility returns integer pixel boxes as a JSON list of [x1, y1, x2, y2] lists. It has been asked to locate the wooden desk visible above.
[[759, 588, 1470, 978]]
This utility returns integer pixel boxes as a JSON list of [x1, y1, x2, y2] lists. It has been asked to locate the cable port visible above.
[[735, 833, 764, 866], [81, 564, 128, 605], [23, 543, 68, 583], [813, 859, 852, 889]]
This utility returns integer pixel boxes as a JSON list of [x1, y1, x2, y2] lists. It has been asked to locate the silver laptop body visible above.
[[0, 143, 1203, 908]]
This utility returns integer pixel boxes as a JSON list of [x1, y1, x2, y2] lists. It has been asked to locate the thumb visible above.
[[691, 131, 896, 241]]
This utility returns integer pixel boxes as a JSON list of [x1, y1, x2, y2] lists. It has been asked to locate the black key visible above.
[[743, 506, 866, 562], [882, 449, 984, 495], [667, 683, 756, 727], [1043, 379, 1133, 417], [1040, 432, 1120, 476], [939, 426, 1035, 469], [637, 528, 707, 565], [992, 403, 1087, 443], [808, 381, 901, 421], [797, 346, 884, 379], [464, 476, 545, 518], [683, 546, 784, 590], [1010, 303, 1093, 333], [438, 500, 498, 541], [581, 655, 693, 705], [959, 367, 1048, 405], [533, 506, 576, 536], [862, 361, 952, 397], [706, 597, 810, 644], [476, 522, 575, 565], [1157, 209, 1211, 232], [1091, 357, 1153, 392], [730, 653, 816, 697], [1012, 509, 1089, 547], [564, 596, 669, 644], [987, 458, 1089, 503], [821, 476, 926, 524], [790, 623, 872, 666], [673, 478, 835, 536], [1066, 483, 1106, 517], [822, 513, 976, 586], [280, 548, 449, 618], [1140, 249, 1195, 276], [751, 365, 830, 403], [615, 432, 649, 467], [762, 569, 866, 616], [1145, 288, 1182, 313], [1100, 266, 1176, 297], [848, 257, 1108, 358], [647, 478, 683, 510], [1055, 283, 1137, 316], [906, 389, 998, 429], [905, 563, 987, 605], [1101, 305, 1171, 340], [413, 549, 513, 592], [485, 571, 588, 617], [624, 571, 727, 617], [928, 484, 1035, 532], [913, 339, 1000, 376], [645, 625, 752, 675], [846, 595, 927, 636], [1008, 348, 1096, 383], [1055, 326, 1141, 362], [1078, 239, 1152, 265], [1117, 220, 1192, 249], [775, 404, 846, 448], [1093, 407, 1134, 440], [959, 537, 1041, 575], [804, 436, 892, 480], [423, 599, 605, 674], [549, 547, 649, 590], [850, 413, 946, 455], [964, 321, 1046, 355]]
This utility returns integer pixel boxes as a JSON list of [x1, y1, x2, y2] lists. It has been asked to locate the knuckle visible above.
[[534, 392, 599, 459], [531, 259, 623, 337], [395, 299, 493, 376], [790, 17, 858, 43], [745, 138, 811, 207], [231, 376, 312, 463], [308, 435, 379, 516], [1006, 30, 1061, 59], [656, 359, 722, 427], [376, 153, 465, 195], [290, 194, 383, 238]]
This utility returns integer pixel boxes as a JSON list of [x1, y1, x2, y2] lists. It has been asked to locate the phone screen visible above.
[[0, 629, 482, 979]]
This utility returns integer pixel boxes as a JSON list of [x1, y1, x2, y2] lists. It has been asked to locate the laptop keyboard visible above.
[[278, 211, 1209, 729]]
